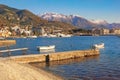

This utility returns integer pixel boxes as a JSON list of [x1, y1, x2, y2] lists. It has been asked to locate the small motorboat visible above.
[[37, 45, 55, 51], [27, 36, 37, 38], [93, 43, 104, 49], [0, 37, 5, 40]]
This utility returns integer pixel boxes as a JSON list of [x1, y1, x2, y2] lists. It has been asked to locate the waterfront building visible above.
[[0, 29, 11, 37], [100, 28, 110, 35], [92, 28, 110, 35], [111, 29, 120, 35]]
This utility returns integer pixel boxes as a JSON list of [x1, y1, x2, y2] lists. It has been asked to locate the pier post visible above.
[[6, 46, 11, 56], [46, 54, 50, 62]]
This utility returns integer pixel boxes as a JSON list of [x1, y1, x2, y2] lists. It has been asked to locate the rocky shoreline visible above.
[[0, 60, 63, 80]]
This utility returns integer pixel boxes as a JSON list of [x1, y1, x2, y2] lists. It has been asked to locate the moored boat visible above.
[[93, 43, 104, 49], [57, 33, 72, 37], [37, 45, 55, 51], [0, 37, 5, 40], [27, 36, 37, 38]]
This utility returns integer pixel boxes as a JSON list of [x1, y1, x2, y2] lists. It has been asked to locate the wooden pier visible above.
[[5, 49, 100, 63]]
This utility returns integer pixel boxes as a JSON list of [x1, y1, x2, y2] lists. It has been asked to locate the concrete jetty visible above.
[[6, 49, 99, 63], [31, 56, 99, 68]]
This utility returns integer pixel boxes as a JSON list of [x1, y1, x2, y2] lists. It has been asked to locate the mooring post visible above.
[[6, 46, 11, 56], [22, 49, 27, 55], [46, 54, 50, 62], [0, 52, 2, 57]]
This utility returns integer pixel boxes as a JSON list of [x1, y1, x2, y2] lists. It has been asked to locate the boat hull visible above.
[[93, 43, 104, 49], [37, 45, 55, 51]]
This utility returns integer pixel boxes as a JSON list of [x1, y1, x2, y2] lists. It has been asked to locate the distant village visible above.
[[0, 24, 72, 38], [0, 24, 120, 38], [91, 28, 120, 36]]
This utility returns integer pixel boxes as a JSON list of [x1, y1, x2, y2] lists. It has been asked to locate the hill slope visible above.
[[0, 4, 75, 33]]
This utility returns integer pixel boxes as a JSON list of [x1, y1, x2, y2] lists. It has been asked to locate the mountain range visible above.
[[0, 4, 120, 31], [0, 4, 75, 33], [40, 13, 120, 29]]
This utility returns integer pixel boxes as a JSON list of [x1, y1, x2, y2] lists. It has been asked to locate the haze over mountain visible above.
[[40, 13, 120, 29]]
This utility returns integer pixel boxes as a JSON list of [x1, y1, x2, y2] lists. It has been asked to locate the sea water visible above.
[[1, 36, 120, 79]]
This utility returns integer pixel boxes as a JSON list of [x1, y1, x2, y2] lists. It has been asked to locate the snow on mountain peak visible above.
[[40, 13, 85, 19], [70, 14, 83, 18], [90, 19, 108, 24], [40, 12, 67, 19]]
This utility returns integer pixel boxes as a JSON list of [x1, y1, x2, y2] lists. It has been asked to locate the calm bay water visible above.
[[1, 36, 120, 80]]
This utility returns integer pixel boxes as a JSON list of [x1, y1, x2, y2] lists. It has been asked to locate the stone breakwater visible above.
[[7, 49, 99, 63]]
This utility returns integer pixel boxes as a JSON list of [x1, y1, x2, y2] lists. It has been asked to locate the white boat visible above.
[[47, 34, 57, 37], [37, 45, 55, 51], [57, 33, 72, 37], [62, 34, 72, 37], [93, 43, 104, 49], [0, 37, 5, 40], [27, 36, 37, 38]]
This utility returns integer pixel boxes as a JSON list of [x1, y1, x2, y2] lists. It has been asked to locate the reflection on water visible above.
[[31, 56, 100, 80], [0, 42, 15, 48]]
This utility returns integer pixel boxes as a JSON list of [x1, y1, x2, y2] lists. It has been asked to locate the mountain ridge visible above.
[[0, 4, 120, 31], [0, 4, 76, 34], [39, 13, 120, 29]]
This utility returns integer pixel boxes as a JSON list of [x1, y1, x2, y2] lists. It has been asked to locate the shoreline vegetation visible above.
[[0, 60, 63, 80]]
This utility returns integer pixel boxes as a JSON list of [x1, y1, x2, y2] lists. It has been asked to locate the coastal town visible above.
[[0, 24, 120, 38]]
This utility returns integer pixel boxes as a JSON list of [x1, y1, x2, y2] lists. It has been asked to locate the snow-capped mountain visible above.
[[40, 13, 84, 21], [39, 13, 120, 29], [40, 13, 71, 23], [90, 20, 108, 25], [39, 13, 99, 29], [41, 13, 67, 20], [108, 23, 120, 29]]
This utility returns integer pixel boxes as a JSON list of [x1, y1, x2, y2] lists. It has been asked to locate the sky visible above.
[[0, 0, 120, 23]]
